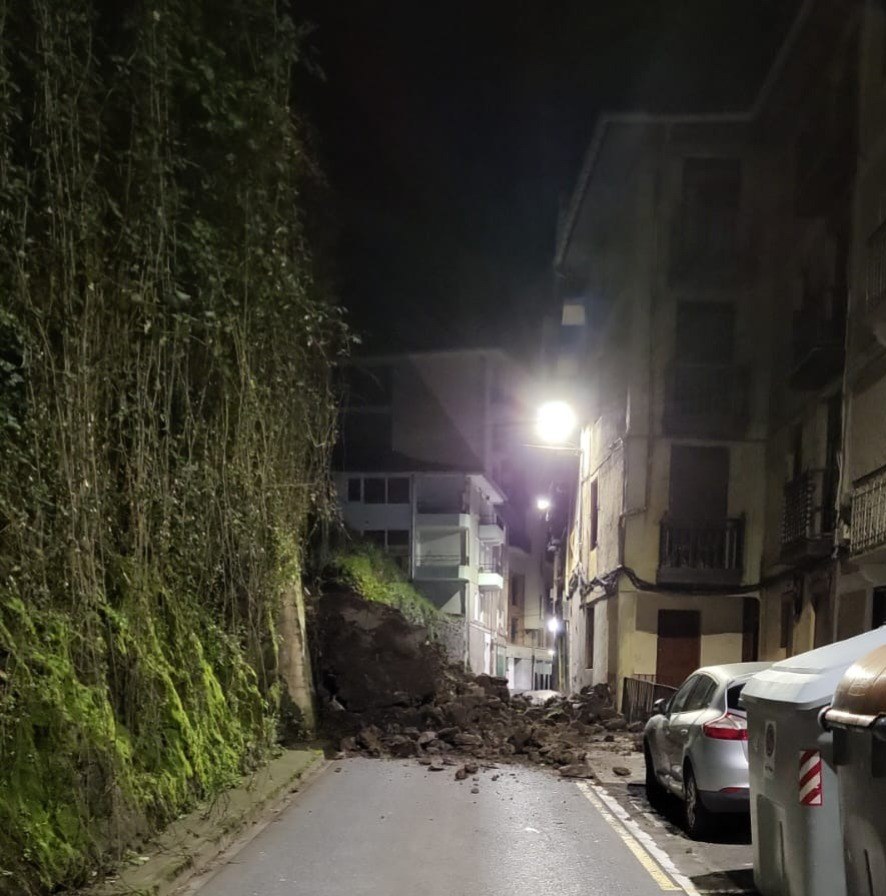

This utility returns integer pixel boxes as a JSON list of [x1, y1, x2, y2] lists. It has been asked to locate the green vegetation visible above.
[[0, 2, 346, 892], [328, 542, 442, 629]]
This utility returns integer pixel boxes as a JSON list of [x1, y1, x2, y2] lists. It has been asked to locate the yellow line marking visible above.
[[578, 782, 682, 892]]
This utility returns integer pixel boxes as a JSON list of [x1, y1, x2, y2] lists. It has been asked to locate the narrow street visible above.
[[190, 759, 753, 896]]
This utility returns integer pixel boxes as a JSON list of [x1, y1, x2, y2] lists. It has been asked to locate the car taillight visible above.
[[702, 712, 748, 741]]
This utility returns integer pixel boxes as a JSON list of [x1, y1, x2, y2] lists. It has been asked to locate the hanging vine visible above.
[[0, 2, 346, 892]]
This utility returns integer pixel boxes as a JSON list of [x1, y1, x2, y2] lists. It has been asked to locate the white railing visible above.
[[852, 465, 886, 555]]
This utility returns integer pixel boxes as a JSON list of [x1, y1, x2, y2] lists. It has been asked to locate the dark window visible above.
[[676, 301, 736, 364], [364, 477, 385, 504], [585, 605, 595, 669], [387, 477, 410, 504], [590, 479, 599, 549], [510, 617, 518, 642], [510, 574, 524, 607], [684, 675, 718, 712], [348, 364, 392, 406], [742, 597, 760, 662], [873, 587, 886, 629], [668, 445, 729, 520], [387, 530, 409, 547], [364, 530, 385, 547], [347, 478, 362, 502], [669, 674, 700, 715], [727, 683, 747, 712]]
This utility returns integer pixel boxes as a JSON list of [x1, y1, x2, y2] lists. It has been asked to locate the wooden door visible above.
[[656, 610, 701, 687]]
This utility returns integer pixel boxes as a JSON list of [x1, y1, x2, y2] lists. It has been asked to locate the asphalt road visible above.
[[193, 758, 696, 896]]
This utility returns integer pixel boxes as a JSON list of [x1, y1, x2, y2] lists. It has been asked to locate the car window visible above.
[[684, 675, 718, 712], [668, 675, 699, 714], [727, 682, 747, 712]]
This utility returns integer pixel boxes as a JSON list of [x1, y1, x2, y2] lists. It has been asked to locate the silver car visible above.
[[643, 662, 771, 838]]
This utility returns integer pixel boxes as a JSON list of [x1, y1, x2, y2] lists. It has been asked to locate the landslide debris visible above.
[[312, 591, 639, 779]]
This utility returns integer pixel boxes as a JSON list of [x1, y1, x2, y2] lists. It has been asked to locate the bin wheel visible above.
[[683, 765, 712, 840], [644, 742, 666, 809]]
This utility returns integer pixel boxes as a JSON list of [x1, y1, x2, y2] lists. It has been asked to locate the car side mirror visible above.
[[651, 697, 668, 716]]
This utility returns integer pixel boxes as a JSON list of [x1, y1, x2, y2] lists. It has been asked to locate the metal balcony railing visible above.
[[659, 517, 744, 585], [852, 465, 886, 556], [781, 469, 836, 553], [415, 553, 466, 567], [865, 220, 886, 317], [479, 559, 503, 575], [622, 677, 678, 724], [416, 501, 469, 514], [663, 363, 750, 438]]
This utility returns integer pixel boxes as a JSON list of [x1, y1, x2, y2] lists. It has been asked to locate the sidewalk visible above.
[[90, 748, 324, 896]]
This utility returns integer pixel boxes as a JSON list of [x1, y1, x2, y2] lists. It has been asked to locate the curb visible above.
[[90, 749, 324, 896]]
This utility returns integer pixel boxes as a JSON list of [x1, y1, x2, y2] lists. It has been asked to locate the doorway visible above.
[[656, 609, 701, 687]]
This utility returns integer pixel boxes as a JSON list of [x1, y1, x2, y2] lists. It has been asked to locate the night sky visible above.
[[301, 1, 800, 355]]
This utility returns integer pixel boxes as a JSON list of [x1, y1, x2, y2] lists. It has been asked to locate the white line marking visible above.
[[578, 782, 704, 896]]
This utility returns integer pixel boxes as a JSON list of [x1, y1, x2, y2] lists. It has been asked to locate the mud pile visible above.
[[313, 591, 641, 779]]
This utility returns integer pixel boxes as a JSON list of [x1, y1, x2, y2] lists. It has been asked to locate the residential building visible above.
[[836, 0, 886, 640], [335, 349, 551, 677]]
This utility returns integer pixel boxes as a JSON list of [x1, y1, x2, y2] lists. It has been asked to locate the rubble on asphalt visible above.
[[313, 592, 642, 780]]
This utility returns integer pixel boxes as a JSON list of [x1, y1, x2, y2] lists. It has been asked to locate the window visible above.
[[510, 617, 518, 642], [589, 479, 599, 549], [364, 530, 385, 547], [676, 301, 735, 364], [387, 477, 410, 504], [387, 530, 409, 547], [347, 477, 362, 502], [727, 683, 747, 713], [684, 675, 718, 712], [585, 604, 595, 669], [364, 477, 385, 504], [873, 587, 886, 629], [668, 675, 700, 715], [510, 574, 524, 607]]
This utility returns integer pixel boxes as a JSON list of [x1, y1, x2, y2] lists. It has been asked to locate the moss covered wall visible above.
[[0, 2, 344, 892]]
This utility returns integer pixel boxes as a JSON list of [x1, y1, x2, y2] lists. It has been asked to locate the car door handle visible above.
[[678, 728, 689, 736]]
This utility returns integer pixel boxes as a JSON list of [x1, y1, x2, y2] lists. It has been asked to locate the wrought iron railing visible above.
[[852, 465, 886, 555], [479, 559, 503, 575], [659, 517, 744, 573], [866, 220, 886, 316], [622, 677, 678, 724], [782, 469, 835, 549]]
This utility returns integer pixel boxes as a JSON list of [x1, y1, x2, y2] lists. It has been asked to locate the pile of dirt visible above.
[[313, 592, 642, 779]]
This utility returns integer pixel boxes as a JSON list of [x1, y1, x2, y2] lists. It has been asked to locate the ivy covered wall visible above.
[[0, 2, 345, 892]]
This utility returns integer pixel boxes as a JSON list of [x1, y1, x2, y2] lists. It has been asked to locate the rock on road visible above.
[[192, 758, 688, 896]]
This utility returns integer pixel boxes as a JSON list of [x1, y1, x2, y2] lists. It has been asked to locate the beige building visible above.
[[836, 0, 886, 640], [555, 112, 776, 699]]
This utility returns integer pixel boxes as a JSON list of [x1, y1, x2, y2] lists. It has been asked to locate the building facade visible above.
[[336, 349, 552, 680]]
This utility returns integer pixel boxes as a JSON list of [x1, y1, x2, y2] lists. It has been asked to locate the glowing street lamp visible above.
[[546, 617, 561, 634], [535, 400, 577, 445], [535, 496, 551, 512]]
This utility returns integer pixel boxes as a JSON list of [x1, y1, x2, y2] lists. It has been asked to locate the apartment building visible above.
[[554, 112, 777, 696], [837, 0, 886, 639], [335, 348, 550, 677]]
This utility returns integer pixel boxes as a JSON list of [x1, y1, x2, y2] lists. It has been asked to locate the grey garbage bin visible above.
[[741, 628, 886, 896], [822, 644, 886, 896]]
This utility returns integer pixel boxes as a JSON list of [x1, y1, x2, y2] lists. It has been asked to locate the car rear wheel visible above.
[[683, 764, 712, 840], [644, 742, 666, 808]]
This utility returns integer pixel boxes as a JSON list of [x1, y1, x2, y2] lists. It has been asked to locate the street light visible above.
[[546, 617, 561, 634], [535, 400, 577, 445], [535, 496, 551, 512]]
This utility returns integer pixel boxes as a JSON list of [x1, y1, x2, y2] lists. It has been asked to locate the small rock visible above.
[[612, 766, 631, 777], [455, 766, 468, 781], [558, 763, 597, 779], [417, 730, 438, 746], [470, 786, 480, 794]]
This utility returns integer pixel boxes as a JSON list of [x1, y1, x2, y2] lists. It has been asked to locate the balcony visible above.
[[788, 306, 845, 391], [780, 469, 835, 564], [414, 553, 471, 583], [668, 209, 754, 287], [479, 513, 506, 545], [865, 221, 886, 346], [658, 517, 744, 587], [415, 501, 471, 530], [851, 465, 886, 559], [478, 558, 504, 590], [663, 363, 750, 439]]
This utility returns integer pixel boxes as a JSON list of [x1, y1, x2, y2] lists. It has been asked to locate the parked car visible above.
[[643, 662, 771, 838]]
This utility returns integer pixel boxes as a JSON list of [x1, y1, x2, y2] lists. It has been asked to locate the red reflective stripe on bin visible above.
[[798, 750, 823, 807]]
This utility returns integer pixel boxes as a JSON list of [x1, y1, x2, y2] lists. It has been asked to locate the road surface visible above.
[[191, 758, 712, 896]]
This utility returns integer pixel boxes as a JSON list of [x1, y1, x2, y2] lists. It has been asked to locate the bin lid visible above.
[[823, 644, 886, 730], [742, 626, 886, 711]]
